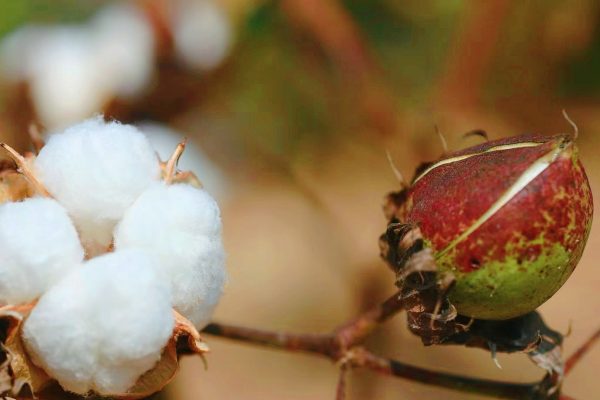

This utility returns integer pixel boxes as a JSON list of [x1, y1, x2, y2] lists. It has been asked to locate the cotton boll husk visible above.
[[35, 118, 160, 254], [139, 122, 229, 200], [114, 182, 226, 328], [23, 249, 174, 395], [172, 0, 232, 70], [90, 3, 155, 98], [0, 197, 84, 305]]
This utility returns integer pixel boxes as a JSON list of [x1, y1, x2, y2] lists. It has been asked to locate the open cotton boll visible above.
[[139, 122, 229, 200], [35, 118, 160, 254], [0, 198, 84, 305], [172, 0, 232, 70], [90, 3, 155, 98], [23, 249, 174, 395], [115, 182, 226, 328]]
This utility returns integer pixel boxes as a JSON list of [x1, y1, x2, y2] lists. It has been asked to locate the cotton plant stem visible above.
[[203, 320, 566, 399], [202, 289, 595, 399], [564, 325, 600, 375]]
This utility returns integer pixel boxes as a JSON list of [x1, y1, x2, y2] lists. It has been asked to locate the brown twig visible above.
[[202, 288, 580, 399], [335, 364, 348, 400], [564, 325, 600, 375]]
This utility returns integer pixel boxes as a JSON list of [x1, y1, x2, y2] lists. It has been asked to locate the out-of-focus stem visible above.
[[564, 325, 600, 375]]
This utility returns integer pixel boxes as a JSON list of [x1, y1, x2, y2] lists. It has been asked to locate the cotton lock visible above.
[[23, 250, 174, 395], [0, 197, 83, 305], [114, 182, 226, 329], [35, 117, 160, 255]]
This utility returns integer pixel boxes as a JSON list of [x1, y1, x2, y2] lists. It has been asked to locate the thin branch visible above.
[[334, 291, 403, 349], [564, 325, 600, 375], [202, 322, 558, 400], [202, 323, 334, 356], [335, 364, 348, 400], [354, 348, 543, 400], [202, 289, 569, 399]]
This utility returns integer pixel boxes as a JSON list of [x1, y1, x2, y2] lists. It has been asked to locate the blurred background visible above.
[[0, 0, 599, 399]]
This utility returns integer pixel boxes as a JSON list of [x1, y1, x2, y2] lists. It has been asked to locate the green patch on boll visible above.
[[437, 242, 573, 320]]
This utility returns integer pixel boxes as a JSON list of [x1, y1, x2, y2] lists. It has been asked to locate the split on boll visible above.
[[382, 124, 593, 321]]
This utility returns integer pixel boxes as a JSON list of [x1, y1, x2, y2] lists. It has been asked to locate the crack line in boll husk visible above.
[[436, 139, 571, 259], [413, 141, 544, 184]]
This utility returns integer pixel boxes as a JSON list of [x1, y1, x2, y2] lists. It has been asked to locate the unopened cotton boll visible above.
[[115, 182, 226, 329], [35, 118, 160, 254], [173, 0, 232, 70], [23, 250, 174, 395], [0, 198, 84, 305]]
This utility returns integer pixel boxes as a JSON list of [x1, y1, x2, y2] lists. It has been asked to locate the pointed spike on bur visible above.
[[0, 143, 50, 197], [164, 138, 188, 184], [385, 150, 408, 188], [562, 109, 578, 141], [434, 125, 449, 154]]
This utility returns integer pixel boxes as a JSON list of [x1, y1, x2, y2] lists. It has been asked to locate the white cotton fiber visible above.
[[23, 249, 174, 395], [0, 198, 84, 305], [115, 182, 226, 329], [35, 117, 160, 254]]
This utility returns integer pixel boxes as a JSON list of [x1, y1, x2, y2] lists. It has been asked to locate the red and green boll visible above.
[[389, 134, 593, 320]]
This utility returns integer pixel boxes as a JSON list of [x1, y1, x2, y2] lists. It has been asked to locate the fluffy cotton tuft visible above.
[[35, 117, 160, 254], [23, 250, 174, 395], [0, 198, 83, 304], [115, 182, 226, 328]]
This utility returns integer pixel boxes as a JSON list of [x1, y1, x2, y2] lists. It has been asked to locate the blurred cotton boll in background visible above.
[[172, 0, 233, 71], [0, 4, 155, 130], [90, 3, 156, 99], [139, 122, 229, 201]]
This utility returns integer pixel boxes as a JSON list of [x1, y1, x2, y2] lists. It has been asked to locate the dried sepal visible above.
[[0, 304, 51, 398], [159, 140, 203, 188], [0, 168, 34, 205], [0, 144, 49, 198], [102, 311, 208, 400]]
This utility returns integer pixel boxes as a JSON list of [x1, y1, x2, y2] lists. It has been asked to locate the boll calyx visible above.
[[387, 134, 593, 320]]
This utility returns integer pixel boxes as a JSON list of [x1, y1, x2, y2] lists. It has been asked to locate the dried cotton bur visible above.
[[0, 117, 225, 398]]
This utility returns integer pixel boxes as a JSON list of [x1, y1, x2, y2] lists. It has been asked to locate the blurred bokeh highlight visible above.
[[0, 1, 599, 399]]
